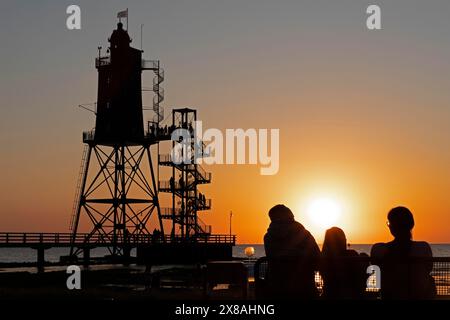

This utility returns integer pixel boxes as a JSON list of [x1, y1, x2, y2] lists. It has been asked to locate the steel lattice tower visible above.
[[69, 22, 215, 259], [159, 108, 212, 239], [69, 23, 167, 256]]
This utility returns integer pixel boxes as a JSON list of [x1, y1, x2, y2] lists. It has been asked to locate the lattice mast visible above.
[[159, 108, 212, 239], [69, 22, 167, 256], [70, 21, 213, 257]]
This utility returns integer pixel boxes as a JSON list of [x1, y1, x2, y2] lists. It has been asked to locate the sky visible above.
[[1, 0, 450, 244]]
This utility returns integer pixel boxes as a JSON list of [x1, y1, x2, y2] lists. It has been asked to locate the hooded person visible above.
[[263, 204, 321, 299]]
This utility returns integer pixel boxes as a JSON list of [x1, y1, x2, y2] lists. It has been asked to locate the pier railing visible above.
[[0, 233, 82, 245], [0, 232, 235, 247], [254, 256, 450, 298]]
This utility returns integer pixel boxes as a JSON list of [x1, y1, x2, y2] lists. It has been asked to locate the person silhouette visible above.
[[169, 176, 175, 193], [263, 204, 321, 299], [319, 227, 368, 299], [152, 228, 161, 244], [371, 206, 436, 299], [178, 175, 184, 190]]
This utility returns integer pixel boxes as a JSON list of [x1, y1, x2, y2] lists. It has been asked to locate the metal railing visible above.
[[158, 155, 212, 182], [141, 59, 159, 70], [197, 198, 212, 210], [159, 180, 184, 191], [0, 233, 99, 245], [254, 256, 450, 298], [82, 130, 95, 142], [0, 232, 235, 246], [196, 217, 212, 235], [95, 56, 111, 67], [158, 154, 172, 163], [431, 258, 450, 296], [130, 234, 234, 244], [146, 123, 174, 140], [160, 207, 182, 216], [196, 164, 212, 182]]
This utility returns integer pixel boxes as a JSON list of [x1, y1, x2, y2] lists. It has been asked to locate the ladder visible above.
[[153, 64, 164, 123], [69, 145, 89, 232]]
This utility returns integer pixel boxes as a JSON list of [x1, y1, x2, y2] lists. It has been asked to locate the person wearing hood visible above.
[[263, 204, 321, 299]]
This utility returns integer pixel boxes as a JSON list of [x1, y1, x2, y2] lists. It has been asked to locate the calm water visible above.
[[1, 244, 449, 264], [232, 244, 450, 259]]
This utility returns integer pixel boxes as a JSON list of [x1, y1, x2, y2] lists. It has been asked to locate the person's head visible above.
[[117, 22, 123, 30], [322, 227, 347, 256], [387, 206, 414, 240], [268, 204, 295, 223]]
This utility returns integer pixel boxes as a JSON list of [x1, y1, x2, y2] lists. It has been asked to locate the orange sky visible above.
[[1, 1, 450, 244]]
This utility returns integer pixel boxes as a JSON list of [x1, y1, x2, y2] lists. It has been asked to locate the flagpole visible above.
[[140, 24, 144, 51], [126, 8, 129, 31]]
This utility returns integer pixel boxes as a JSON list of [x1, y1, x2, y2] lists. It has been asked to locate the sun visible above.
[[307, 197, 341, 229]]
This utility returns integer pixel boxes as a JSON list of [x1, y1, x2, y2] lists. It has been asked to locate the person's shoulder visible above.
[[371, 242, 387, 250], [412, 240, 431, 247], [370, 242, 388, 257], [345, 249, 359, 257], [411, 241, 433, 256]]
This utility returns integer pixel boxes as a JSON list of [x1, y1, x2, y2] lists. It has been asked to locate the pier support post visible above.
[[123, 246, 131, 266], [83, 247, 90, 266], [37, 247, 45, 272]]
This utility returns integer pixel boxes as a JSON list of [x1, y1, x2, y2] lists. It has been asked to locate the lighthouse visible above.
[[69, 22, 165, 257], [94, 22, 145, 144], [69, 20, 232, 262]]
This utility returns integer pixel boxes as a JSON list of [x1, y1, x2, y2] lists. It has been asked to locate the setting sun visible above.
[[307, 197, 342, 230]]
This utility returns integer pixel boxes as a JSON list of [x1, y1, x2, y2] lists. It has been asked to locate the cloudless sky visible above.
[[1, 0, 450, 244]]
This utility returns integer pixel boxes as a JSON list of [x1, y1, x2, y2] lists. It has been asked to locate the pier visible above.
[[0, 232, 236, 268]]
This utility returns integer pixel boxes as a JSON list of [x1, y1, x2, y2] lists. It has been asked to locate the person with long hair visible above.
[[320, 227, 368, 299], [371, 206, 436, 299]]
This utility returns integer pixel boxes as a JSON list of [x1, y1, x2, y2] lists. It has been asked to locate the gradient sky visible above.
[[1, 0, 450, 244]]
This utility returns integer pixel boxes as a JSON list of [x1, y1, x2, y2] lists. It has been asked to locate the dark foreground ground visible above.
[[0, 265, 254, 300]]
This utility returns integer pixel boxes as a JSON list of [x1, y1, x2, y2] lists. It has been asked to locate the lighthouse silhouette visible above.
[[95, 22, 144, 144], [69, 21, 217, 261], [69, 22, 166, 257]]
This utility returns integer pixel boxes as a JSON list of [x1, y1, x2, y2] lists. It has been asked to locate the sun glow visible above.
[[307, 197, 342, 230]]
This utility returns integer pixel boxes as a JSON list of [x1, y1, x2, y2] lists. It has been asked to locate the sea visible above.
[[233, 244, 450, 259], [1, 243, 450, 264]]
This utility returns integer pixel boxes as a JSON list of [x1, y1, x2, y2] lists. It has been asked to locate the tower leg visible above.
[[147, 147, 165, 240], [70, 144, 163, 257], [113, 146, 119, 255]]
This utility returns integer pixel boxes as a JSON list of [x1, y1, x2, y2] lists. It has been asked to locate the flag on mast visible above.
[[117, 9, 129, 30], [117, 9, 128, 18]]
